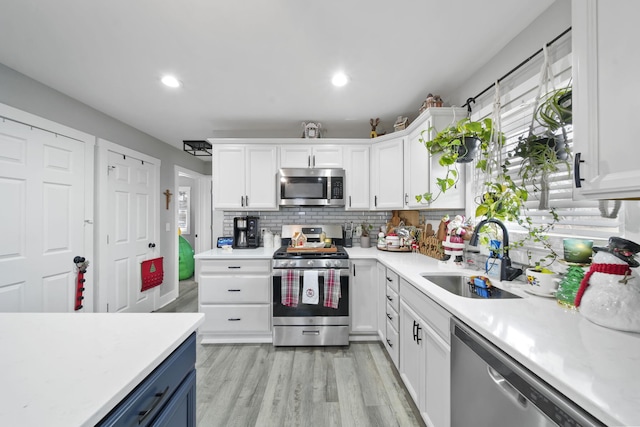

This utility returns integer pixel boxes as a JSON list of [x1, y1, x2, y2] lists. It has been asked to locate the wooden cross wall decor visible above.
[[163, 189, 173, 210]]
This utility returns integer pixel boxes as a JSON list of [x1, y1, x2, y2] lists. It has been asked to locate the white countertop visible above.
[[0, 312, 204, 427], [197, 245, 640, 425]]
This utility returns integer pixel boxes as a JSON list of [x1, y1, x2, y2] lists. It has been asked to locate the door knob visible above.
[[148, 243, 156, 248]]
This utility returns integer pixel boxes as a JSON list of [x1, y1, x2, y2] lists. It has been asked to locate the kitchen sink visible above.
[[421, 274, 521, 299]]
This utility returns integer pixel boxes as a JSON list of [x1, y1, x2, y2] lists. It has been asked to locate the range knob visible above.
[[307, 260, 315, 267]]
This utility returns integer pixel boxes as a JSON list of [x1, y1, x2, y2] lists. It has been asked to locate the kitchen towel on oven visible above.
[[302, 270, 319, 305], [324, 269, 341, 309], [282, 269, 300, 307]]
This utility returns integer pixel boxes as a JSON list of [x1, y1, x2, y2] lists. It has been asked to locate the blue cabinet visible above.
[[98, 333, 196, 427]]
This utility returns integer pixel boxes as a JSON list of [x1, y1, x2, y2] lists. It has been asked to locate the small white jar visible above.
[[386, 234, 400, 249]]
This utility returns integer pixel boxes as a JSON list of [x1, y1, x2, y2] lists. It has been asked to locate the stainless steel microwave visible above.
[[277, 168, 345, 207]]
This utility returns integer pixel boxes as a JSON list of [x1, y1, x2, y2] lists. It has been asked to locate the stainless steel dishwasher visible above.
[[450, 318, 605, 427]]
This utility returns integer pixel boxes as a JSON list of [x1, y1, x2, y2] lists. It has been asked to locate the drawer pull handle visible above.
[[386, 313, 393, 320], [227, 289, 241, 292], [386, 277, 392, 282], [227, 266, 242, 269], [386, 338, 393, 348], [138, 386, 169, 424], [302, 330, 320, 335], [386, 295, 393, 302], [228, 318, 241, 321]]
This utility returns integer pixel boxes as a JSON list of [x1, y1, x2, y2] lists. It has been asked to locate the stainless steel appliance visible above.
[[233, 216, 259, 249], [272, 224, 349, 346], [343, 221, 353, 247], [277, 168, 345, 207], [451, 318, 605, 427]]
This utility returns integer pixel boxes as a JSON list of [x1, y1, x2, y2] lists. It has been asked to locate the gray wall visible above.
[[447, 0, 571, 107]]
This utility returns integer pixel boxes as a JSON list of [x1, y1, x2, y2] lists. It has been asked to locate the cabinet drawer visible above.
[[386, 286, 399, 313], [385, 269, 399, 293], [198, 259, 270, 274], [385, 301, 399, 329], [200, 304, 271, 333], [98, 334, 196, 427], [199, 275, 270, 303], [385, 319, 399, 368], [400, 278, 451, 344]]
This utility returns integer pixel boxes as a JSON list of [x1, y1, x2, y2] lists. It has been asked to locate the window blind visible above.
[[465, 30, 621, 266]]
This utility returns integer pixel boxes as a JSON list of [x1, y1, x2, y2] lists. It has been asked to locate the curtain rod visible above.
[[462, 27, 572, 112]]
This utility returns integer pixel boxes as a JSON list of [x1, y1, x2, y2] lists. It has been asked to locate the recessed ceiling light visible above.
[[331, 72, 349, 87], [161, 75, 181, 88]]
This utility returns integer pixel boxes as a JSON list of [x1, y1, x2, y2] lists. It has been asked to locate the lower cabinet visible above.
[[399, 278, 451, 427], [350, 259, 378, 334], [196, 259, 271, 342], [98, 333, 197, 427], [378, 263, 400, 368]]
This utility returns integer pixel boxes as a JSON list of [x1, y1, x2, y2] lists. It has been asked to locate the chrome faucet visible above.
[[470, 218, 522, 281]]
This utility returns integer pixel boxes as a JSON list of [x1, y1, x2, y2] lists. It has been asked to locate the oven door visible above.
[[272, 268, 349, 322]]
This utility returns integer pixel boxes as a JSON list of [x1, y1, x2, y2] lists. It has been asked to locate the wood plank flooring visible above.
[[155, 279, 425, 427]]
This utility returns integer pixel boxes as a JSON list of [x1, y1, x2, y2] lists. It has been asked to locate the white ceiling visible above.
[[0, 0, 555, 155]]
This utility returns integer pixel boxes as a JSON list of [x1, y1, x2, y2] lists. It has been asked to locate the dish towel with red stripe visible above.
[[302, 270, 319, 305], [281, 269, 300, 307], [324, 269, 341, 309]]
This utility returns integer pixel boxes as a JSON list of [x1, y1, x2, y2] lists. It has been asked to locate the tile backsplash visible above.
[[222, 207, 463, 245]]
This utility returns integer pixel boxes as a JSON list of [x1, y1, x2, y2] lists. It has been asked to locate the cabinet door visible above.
[[350, 260, 378, 333], [573, 0, 640, 199], [245, 145, 277, 209], [212, 146, 246, 209], [424, 323, 451, 427], [279, 146, 312, 168], [405, 109, 466, 209], [312, 146, 343, 168], [371, 138, 404, 209], [399, 300, 424, 406], [405, 125, 431, 209], [150, 370, 196, 427], [344, 146, 370, 210], [376, 262, 387, 339]]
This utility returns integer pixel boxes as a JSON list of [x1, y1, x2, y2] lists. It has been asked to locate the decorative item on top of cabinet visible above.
[[370, 118, 383, 138], [418, 93, 444, 114], [394, 116, 409, 132], [301, 121, 322, 138]]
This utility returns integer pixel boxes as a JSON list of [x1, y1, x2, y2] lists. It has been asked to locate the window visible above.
[[466, 30, 621, 265], [178, 186, 190, 235]]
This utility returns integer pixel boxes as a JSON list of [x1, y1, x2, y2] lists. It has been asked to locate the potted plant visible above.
[[416, 117, 503, 204], [360, 221, 373, 248], [536, 86, 572, 131]]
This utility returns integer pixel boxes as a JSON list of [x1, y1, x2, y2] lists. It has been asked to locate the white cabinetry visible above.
[[572, 0, 640, 199], [404, 108, 467, 209], [370, 137, 404, 210], [212, 145, 278, 210], [380, 267, 400, 368], [350, 259, 378, 334], [279, 145, 343, 168], [343, 145, 370, 210], [399, 278, 451, 427], [196, 259, 271, 342]]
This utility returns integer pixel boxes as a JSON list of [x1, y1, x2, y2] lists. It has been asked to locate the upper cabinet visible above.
[[573, 0, 640, 199], [370, 136, 405, 210], [404, 108, 467, 209], [343, 145, 370, 210], [212, 144, 278, 210], [279, 145, 343, 168]]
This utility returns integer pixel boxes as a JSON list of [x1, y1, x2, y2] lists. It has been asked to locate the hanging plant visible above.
[[416, 117, 503, 204]]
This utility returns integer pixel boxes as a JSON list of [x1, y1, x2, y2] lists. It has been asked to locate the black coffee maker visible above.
[[233, 216, 260, 248]]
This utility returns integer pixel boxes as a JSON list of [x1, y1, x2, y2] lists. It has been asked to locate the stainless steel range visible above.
[[272, 224, 350, 346]]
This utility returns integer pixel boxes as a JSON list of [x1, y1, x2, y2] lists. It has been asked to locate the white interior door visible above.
[[107, 150, 158, 313], [0, 118, 89, 312]]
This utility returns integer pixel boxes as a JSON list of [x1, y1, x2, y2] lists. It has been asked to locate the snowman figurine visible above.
[[575, 237, 640, 333]]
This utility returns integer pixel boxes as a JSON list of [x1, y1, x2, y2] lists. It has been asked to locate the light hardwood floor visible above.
[[155, 280, 425, 427]]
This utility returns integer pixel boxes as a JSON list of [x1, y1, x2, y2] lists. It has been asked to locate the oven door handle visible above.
[[272, 269, 350, 277]]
